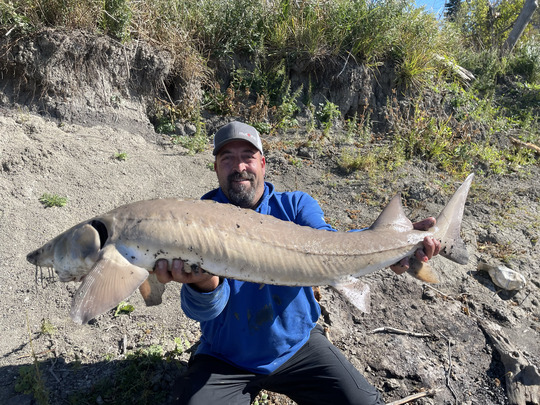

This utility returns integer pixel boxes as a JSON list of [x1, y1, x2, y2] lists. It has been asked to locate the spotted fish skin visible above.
[[27, 174, 474, 324]]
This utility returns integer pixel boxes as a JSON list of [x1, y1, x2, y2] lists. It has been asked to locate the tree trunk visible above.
[[501, 0, 538, 56]]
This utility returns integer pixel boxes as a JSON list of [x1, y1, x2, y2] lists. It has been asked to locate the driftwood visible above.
[[386, 389, 438, 405], [370, 326, 432, 338], [479, 320, 540, 405], [510, 136, 540, 155], [434, 54, 475, 83]]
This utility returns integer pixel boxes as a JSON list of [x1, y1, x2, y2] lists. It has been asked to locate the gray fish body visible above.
[[27, 174, 474, 324]]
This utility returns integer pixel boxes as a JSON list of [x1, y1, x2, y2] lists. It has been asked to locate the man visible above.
[[155, 121, 440, 404]]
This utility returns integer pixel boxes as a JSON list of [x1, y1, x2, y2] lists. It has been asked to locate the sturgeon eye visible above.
[[91, 220, 108, 249]]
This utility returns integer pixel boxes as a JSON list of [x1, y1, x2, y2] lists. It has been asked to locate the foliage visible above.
[[39, 193, 67, 208], [114, 151, 128, 161], [114, 301, 135, 317], [40, 319, 56, 336], [448, 0, 528, 51], [2, 0, 539, 168], [274, 81, 302, 131], [316, 101, 341, 134], [15, 364, 49, 405], [101, 0, 132, 42], [68, 345, 178, 405], [15, 313, 49, 405], [508, 35, 540, 83]]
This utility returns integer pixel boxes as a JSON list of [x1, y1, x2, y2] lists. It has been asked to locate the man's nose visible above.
[[232, 158, 247, 172]]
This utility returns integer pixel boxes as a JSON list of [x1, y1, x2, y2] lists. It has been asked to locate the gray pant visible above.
[[169, 325, 384, 405]]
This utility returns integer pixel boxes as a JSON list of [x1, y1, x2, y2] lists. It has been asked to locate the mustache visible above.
[[228, 172, 255, 182]]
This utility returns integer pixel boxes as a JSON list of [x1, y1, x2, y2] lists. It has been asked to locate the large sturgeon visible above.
[[27, 174, 474, 324]]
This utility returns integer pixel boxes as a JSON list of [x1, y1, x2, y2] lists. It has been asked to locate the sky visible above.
[[414, 0, 447, 18]]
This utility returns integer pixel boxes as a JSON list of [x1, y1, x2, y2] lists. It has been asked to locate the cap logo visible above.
[[239, 131, 252, 138]]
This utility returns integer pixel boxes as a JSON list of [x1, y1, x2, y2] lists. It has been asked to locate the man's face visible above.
[[214, 140, 266, 209]]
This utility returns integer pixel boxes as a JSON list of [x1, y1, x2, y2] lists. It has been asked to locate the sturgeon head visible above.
[[27, 221, 104, 282], [27, 214, 157, 324]]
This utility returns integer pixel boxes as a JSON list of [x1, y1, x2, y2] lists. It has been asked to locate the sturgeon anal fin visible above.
[[406, 258, 440, 283], [139, 272, 166, 306], [70, 245, 148, 324], [331, 277, 371, 314]]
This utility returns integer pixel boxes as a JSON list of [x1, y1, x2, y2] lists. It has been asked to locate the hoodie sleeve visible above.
[[180, 279, 230, 322]]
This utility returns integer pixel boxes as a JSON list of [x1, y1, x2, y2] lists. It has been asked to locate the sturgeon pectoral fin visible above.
[[406, 258, 440, 283], [139, 273, 166, 306], [331, 277, 371, 314], [70, 245, 148, 324]]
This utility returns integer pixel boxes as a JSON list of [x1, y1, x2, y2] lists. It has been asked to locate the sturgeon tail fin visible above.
[[435, 173, 474, 265]]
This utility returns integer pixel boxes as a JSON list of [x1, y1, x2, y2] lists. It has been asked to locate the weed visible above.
[[338, 145, 401, 175], [167, 334, 191, 359], [0, 1, 32, 33], [114, 301, 135, 317], [99, 0, 132, 42], [15, 313, 49, 405], [114, 151, 128, 161], [274, 82, 302, 131], [316, 101, 341, 135], [40, 319, 56, 336], [287, 156, 303, 168], [15, 365, 49, 405], [69, 344, 176, 405], [39, 193, 67, 208], [252, 121, 272, 135], [171, 114, 208, 155], [253, 391, 269, 405]]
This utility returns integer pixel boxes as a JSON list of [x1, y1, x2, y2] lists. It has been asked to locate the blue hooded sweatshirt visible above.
[[180, 182, 336, 374]]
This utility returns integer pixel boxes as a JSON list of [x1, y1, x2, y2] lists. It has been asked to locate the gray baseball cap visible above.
[[212, 121, 264, 156]]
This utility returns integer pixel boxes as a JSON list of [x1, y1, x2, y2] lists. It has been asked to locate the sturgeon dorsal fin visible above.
[[70, 245, 148, 324], [369, 193, 413, 232]]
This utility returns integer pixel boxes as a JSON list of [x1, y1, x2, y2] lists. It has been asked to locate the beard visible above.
[[225, 172, 259, 208]]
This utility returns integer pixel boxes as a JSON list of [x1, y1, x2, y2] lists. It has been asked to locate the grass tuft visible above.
[[39, 193, 67, 208]]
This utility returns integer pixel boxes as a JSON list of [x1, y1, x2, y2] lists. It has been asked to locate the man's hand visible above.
[[390, 217, 441, 275], [154, 259, 220, 292]]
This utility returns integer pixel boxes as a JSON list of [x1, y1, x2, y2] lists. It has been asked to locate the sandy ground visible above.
[[0, 108, 539, 404]]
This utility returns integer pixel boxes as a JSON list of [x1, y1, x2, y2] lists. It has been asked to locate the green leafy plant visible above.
[[100, 0, 132, 42], [114, 301, 135, 317], [275, 82, 302, 130], [69, 344, 175, 405], [15, 365, 49, 405], [40, 319, 56, 336], [316, 101, 341, 135], [114, 151, 128, 161], [15, 313, 49, 405], [171, 114, 208, 155], [39, 193, 67, 208]]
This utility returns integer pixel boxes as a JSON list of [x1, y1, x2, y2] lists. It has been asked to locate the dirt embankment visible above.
[[0, 30, 539, 405]]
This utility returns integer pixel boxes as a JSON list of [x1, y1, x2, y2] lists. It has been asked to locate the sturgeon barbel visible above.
[[27, 174, 474, 324]]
